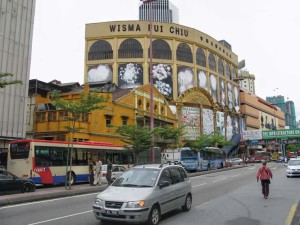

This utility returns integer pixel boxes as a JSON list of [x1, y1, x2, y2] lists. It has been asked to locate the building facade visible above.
[[0, 0, 35, 150], [139, 0, 179, 24], [238, 70, 256, 94], [85, 20, 241, 144]]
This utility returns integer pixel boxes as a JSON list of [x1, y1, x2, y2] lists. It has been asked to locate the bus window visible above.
[[10, 143, 30, 159]]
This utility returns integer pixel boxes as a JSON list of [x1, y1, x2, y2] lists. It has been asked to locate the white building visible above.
[[0, 0, 35, 151], [139, 0, 179, 24]]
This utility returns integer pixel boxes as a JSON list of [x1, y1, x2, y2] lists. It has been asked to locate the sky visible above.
[[30, 0, 300, 120]]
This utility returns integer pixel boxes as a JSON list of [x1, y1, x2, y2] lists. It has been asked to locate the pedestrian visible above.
[[88, 158, 95, 186], [94, 158, 102, 186], [106, 158, 113, 185], [256, 160, 273, 199]]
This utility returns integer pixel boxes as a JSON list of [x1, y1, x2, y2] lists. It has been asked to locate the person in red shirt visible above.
[[256, 160, 273, 199]]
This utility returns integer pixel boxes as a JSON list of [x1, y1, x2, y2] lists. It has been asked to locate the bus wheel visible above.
[[220, 163, 223, 169], [67, 172, 76, 185]]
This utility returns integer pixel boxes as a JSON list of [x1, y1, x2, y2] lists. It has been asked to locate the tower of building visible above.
[[238, 70, 256, 94], [0, 0, 36, 150], [139, 0, 179, 23]]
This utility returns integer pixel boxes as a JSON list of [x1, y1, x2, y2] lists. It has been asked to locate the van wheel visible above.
[[147, 205, 160, 225], [182, 194, 192, 211]]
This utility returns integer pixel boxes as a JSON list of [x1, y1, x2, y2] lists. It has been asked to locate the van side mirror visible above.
[[158, 181, 170, 188]]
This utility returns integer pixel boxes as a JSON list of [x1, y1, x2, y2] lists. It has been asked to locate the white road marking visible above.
[[212, 178, 227, 182], [0, 193, 97, 209], [228, 174, 241, 178], [27, 210, 92, 225], [192, 183, 207, 187]]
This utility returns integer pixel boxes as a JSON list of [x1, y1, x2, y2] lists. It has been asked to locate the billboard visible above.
[[151, 64, 173, 97], [210, 74, 218, 102], [118, 63, 143, 89], [181, 106, 200, 140], [87, 64, 113, 83], [216, 111, 225, 136], [242, 130, 262, 140], [203, 108, 214, 135], [197, 70, 208, 90], [178, 66, 194, 95]]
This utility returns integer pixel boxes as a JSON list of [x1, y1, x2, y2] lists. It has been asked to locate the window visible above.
[[151, 39, 172, 60], [36, 112, 46, 122], [59, 111, 68, 121], [121, 116, 128, 125], [81, 114, 88, 123], [218, 58, 224, 75], [48, 111, 57, 121], [118, 39, 143, 58], [88, 40, 113, 60], [105, 115, 112, 127], [208, 53, 216, 71], [226, 63, 231, 80], [196, 48, 206, 67], [169, 167, 184, 184], [176, 43, 193, 63]]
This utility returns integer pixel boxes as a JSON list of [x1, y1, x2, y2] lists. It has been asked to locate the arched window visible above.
[[208, 53, 216, 71], [88, 40, 113, 60], [150, 39, 172, 60], [226, 63, 231, 80], [176, 43, 193, 63], [218, 58, 224, 75], [118, 39, 143, 58], [196, 48, 206, 67]]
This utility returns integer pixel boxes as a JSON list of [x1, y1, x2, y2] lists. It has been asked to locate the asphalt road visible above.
[[0, 163, 299, 225]]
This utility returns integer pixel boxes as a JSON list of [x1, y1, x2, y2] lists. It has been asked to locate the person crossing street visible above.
[[256, 160, 273, 199]]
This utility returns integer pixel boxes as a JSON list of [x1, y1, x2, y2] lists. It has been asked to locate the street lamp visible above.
[[141, 0, 157, 163]]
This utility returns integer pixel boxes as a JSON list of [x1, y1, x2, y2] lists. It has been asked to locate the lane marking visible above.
[[0, 193, 97, 209], [27, 210, 92, 225], [212, 178, 227, 183], [228, 174, 241, 178], [285, 204, 297, 225], [192, 183, 207, 187]]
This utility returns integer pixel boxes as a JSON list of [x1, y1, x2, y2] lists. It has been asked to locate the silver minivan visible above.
[[93, 164, 192, 225]]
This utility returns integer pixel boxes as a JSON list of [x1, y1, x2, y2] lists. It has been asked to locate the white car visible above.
[[93, 164, 192, 225], [286, 158, 300, 177], [229, 158, 243, 165], [100, 164, 127, 184]]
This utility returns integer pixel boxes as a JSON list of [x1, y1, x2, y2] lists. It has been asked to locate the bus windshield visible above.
[[181, 149, 197, 158], [10, 142, 30, 159]]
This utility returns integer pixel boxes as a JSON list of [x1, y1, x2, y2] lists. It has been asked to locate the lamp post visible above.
[[273, 88, 279, 156], [141, 0, 157, 163]]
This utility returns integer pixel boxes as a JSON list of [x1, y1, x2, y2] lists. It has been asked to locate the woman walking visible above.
[[256, 160, 273, 199]]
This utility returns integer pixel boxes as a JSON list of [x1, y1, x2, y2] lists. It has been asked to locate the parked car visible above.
[[276, 157, 285, 163], [228, 158, 243, 165], [286, 158, 300, 177], [93, 163, 192, 225], [0, 169, 36, 195], [100, 164, 127, 184]]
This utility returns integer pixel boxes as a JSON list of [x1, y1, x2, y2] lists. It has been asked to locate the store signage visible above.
[[242, 130, 262, 140], [109, 23, 189, 37], [262, 129, 300, 139]]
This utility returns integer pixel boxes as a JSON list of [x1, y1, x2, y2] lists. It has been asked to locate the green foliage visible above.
[[154, 126, 185, 149], [188, 132, 232, 152], [286, 143, 300, 151], [51, 90, 106, 128], [0, 72, 22, 88], [116, 124, 153, 164]]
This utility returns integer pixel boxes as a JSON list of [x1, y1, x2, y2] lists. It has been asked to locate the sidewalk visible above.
[[0, 183, 105, 207]]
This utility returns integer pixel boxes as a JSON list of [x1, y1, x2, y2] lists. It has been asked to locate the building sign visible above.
[[242, 130, 262, 140], [181, 106, 200, 140], [202, 108, 214, 135], [262, 129, 300, 139]]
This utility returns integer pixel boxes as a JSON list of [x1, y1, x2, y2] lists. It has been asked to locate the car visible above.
[[0, 169, 36, 195], [286, 158, 300, 177], [93, 163, 192, 225], [100, 164, 127, 184], [228, 158, 243, 165], [276, 157, 285, 163]]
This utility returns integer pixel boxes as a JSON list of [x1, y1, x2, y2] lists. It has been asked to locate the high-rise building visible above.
[[238, 70, 256, 94], [139, 0, 179, 24], [266, 95, 297, 129], [0, 0, 36, 151]]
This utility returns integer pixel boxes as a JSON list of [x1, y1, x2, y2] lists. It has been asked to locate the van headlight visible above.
[[126, 200, 145, 208], [94, 198, 103, 206]]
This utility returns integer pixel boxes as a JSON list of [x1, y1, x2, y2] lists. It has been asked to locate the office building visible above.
[[0, 0, 35, 151], [139, 0, 179, 23]]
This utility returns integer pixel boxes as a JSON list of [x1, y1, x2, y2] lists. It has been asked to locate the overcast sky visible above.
[[30, 0, 300, 120]]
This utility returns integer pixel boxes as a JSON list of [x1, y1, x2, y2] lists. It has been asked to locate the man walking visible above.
[[94, 158, 102, 186], [88, 158, 94, 185], [256, 160, 273, 199]]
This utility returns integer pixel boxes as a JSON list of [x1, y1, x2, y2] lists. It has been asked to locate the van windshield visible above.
[[112, 168, 159, 187]]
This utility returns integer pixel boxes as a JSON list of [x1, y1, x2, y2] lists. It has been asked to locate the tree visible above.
[[188, 134, 211, 152], [0, 72, 22, 88], [116, 124, 153, 164], [207, 132, 232, 148], [51, 89, 106, 189], [154, 126, 185, 150]]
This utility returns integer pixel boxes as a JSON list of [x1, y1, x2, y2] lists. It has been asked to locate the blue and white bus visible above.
[[198, 147, 225, 170]]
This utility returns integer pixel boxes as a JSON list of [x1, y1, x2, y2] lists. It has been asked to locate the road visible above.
[[0, 163, 299, 225]]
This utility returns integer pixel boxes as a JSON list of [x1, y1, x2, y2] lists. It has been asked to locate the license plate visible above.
[[105, 210, 118, 215]]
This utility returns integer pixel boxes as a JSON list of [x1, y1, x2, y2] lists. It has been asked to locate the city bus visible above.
[[161, 147, 225, 172], [7, 139, 134, 185], [198, 147, 226, 170]]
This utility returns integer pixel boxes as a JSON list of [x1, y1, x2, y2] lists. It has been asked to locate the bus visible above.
[[7, 139, 134, 185], [198, 147, 226, 170], [161, 147, 199, 172], [161, 147, 225, 172]]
